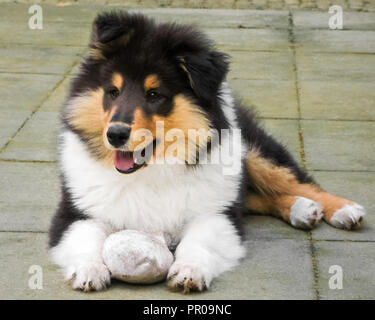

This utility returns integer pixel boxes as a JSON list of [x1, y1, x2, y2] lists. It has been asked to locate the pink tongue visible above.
[[115, 151, 135, 171]]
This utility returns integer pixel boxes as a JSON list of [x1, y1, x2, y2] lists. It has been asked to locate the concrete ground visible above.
[[0, 3, 374, 300], [3, 0, 375, 12]]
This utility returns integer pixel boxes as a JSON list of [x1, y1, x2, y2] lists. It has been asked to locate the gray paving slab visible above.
[[207, 28, 289, 51], [0, 232, 90, 300], [188, 238, 315, 300], [299, 80, 375, 121], [229, 79, 299, 119], [0, 21, 90, 46], [296, 51, 375, 82], [39, 76, 72, 112], [229, 51, 295, 80], [0, 73, 62, 149], [0, 73, 62, 112], [0, 111, 60, 162], [293, 11, 375, 31], [135, 8, 290, 29], [302, 120, 375, 171], [0, 45, 84, 74], [311, 171, 375, 241], [0, 3, 101, 23], [69, 49, 89, 76], [0, 4, 290, 29], [0, 233, 315, 300], [314, 241, 375, 299], [295, 29, 375, 53], [195, 0, 235, 10], [0, 162, 60, 232], [0, 110, 30, 150], [261, 118, 302, 162], [243, 215, 309, 240]]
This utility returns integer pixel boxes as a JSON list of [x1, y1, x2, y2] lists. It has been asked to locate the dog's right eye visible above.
[[146, 90, 161, 102], [108, 88, 120, 99]]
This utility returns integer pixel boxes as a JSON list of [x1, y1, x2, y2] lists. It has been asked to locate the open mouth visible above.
[[114, 139, 157, 174]]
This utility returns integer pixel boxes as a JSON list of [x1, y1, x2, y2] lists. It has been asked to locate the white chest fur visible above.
[[60, 130, 242, 238]]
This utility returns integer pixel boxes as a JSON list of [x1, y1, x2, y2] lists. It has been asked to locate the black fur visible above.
[[48, 180, 88, 248], [236, 105, 315, 184]]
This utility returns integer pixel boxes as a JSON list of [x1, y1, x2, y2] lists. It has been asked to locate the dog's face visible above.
[[64, 12, 230, 174]]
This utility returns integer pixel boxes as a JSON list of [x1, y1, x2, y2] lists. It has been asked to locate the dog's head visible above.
[[64, 11, 230, 174]]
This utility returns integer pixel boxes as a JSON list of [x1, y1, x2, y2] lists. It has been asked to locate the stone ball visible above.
[[102, 230, 174, 284]]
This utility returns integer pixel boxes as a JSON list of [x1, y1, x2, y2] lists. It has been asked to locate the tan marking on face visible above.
[[102, 106, 120, 150], [127, 108, 155, 151], [127, 94, 211, 163], [144, 74, 160, 91], [154, 94, 210, 162], [67, 88, 115, 167], [112, 73, 123, 90]]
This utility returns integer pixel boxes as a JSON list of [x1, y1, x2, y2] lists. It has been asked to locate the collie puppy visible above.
[[49, 11, 366, 293]]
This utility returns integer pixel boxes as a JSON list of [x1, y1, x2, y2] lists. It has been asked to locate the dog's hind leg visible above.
[[246, 193, 323, 230], [245, 151, 366, 230], [290, 184, 366, 230]]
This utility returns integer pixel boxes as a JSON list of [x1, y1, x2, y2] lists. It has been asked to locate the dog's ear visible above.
[[89, 11, 142, 60], [92, 11, 132, 44], [166, 26, 230, 103], [178, 50, 229, 104]]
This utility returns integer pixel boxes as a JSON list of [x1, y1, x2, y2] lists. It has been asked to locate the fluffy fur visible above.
[[49, 11, 366, 293]]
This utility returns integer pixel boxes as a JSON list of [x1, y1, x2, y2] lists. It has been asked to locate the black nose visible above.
[[106, 124, 131, 148]]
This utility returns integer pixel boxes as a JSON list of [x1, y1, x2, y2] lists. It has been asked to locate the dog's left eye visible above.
[[108, 88, 120, 99], [146, 90, 161, 102]]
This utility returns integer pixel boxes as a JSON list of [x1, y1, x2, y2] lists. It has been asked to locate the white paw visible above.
[[167, 263, 207, 293], [290, 197, 323, 230], [67, 262, 111, 292], [329, 204, 366, 230]]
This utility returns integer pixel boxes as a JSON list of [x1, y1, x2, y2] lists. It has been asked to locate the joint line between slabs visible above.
[[0, 49, 84, 156], [288, 10, 320, 301]]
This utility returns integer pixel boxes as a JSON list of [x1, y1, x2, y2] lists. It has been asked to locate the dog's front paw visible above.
[[167, 263, 207, 294], [67, 262, 111, 292], [329, 203, 366, 230]]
